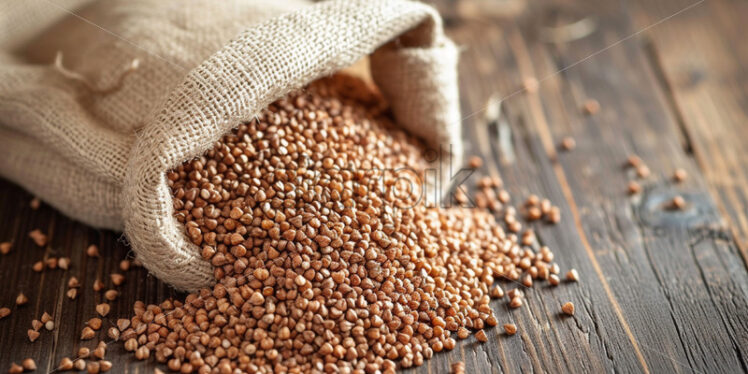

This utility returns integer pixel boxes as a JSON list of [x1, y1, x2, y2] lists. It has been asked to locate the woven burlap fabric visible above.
[[0, 0, 461, 290]]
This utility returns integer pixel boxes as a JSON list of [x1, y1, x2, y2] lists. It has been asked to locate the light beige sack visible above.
[[0, 0, 461, 290]]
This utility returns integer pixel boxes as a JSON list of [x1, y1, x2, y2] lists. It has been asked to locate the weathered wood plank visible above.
[[631, 0, 748, 369], [1, 0, 748, 373], [511, 0, 748, 372], [0, 179, 180, 372], [634, 0, 748, 282]]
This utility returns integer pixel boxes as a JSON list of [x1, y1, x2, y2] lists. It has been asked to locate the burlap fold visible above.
[[0, 0, 461, 290]]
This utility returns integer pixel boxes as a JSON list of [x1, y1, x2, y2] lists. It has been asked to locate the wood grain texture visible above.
[[635, 0, 748, 276], [0, 182, 181, 372], [509, 0, 748, 372], [1, 0, 748, 373]]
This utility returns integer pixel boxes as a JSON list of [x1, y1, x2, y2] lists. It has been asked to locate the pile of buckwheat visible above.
[[118, 75, 573, 373]]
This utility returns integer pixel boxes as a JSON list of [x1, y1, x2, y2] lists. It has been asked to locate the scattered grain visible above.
[[86, 244, 99, 257], [627, 180, 641, 195], [28, 229, 47, 247], [88, 317, 102, 330], [562, 302, 575, 316], [560, 136, 576, 151], [498, 189, 511, 203], [507, 288, 523, 299], [673, 168, 687, 183], [547, 206, 561, 223], [16, 292, 28, 306], [86, 361, 100, 374], [566, 269, 579, 282], [8, 363, 23, 374], [92, 279, 104, 292], [540, 199, 552, 214], [490, 285, 505, 299], [116, 319, 130, 332], [636, 165, 650, 178], [550, 263, 560, 274], [124, 338, 137, 352], [110, 273, 125, 286], [526, 206, 542, 221], [21, 358, 36, 371], [135, 346, 150, 360], [93, 345, 106, 360], [58, 357, 74, 371], [509, 296, 523, 309], [669, 195, 687, 210], [96, 303, 110, 317], [32, 261, 44, 272], [74, 360, 86, 371], [522, 274, 533, 287], [107, 327, 120, 341], [67, 277, 80, 288], [469, 155, 483, 168], [549, 274, 560, 286], [475, 329, 488, 342], [451, 361, 466, 374], [99, 361, 112, 372], [0, 241, 11, 255], [104, 290, 118, 301], [582, 99, 600, 115], [27, 329, 40, 342], [626, 155, 642, 168], [81, 326, 95, 340]]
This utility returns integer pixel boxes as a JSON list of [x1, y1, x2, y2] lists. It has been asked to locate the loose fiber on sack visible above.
[[0, 0, 461, 291]]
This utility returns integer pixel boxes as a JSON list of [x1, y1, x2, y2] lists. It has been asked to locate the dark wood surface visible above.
[[2, 0, 748, 373]]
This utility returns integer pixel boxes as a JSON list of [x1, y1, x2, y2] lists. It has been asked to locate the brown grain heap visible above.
[[121, 76, 568, 373]]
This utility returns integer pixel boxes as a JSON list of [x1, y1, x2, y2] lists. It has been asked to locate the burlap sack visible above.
[[0, 0, 461, 290]]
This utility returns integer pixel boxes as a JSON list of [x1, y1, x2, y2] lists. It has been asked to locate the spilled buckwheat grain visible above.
[[120, 75, 572, 373]]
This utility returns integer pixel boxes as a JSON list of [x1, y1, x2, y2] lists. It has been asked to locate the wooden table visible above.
[[2, 0, 747, 372]]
